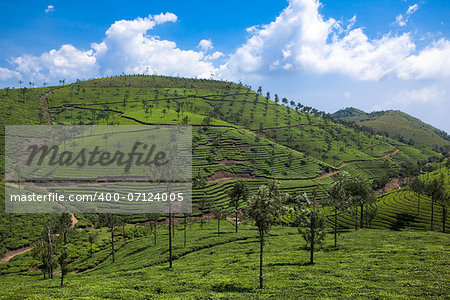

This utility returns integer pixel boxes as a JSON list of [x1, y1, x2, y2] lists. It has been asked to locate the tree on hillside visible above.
[[257, 86, 262, 95], [409, 176, 425, 214], [290, 100, 295, 107], [198, 194, 211, 229], [56, 213, 72, 245], [88, 230, 98, 257], [346, 176, 375, 230], [229, 180, 249, 233], [246, 181, 287, 289], [98, 214, 120, 263], [294, 192, 326, 264], [274, 94, 279, 104], [437, 189, 449, 233], [58, 246, 68, 287], [424, 176, 446, 231], [328, 174, 351, 248], [213, 206, 227, 236]]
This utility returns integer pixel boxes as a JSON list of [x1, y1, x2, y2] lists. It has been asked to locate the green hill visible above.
[[333, 108, 450, 154], [0, 75, 448, 298]]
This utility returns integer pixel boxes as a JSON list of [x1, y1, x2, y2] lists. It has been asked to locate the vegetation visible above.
[[0, 75, 448, 298]]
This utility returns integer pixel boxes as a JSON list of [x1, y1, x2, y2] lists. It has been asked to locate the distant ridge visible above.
[[333, 108, 449, 154]]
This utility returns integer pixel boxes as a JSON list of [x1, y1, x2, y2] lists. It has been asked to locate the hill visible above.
[[333, 108, 450, 153], [0, 224, 448, 299], [0, 75, 448, 298]]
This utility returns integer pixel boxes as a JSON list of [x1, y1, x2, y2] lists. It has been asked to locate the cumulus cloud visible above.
[[153, 12, 177, 24], [198, 39, 213, 52], [0, 67, 21, 81], [218, 0, 450, 81], [3, 1, 450, 86], [94, 13, 215, 78], [395, 3, 418, 27], [8, 12, 216, 84], [11, 44, 98, 82], [45, 5, 54, 13]]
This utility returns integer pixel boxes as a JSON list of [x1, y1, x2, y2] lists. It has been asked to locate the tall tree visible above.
[[294, 192, 326, 264], [424, 176, 446, 231], [346, 176, 375, 229], [88, 230, 98, 257], [246, 181, 286, 289], [56, 213, 72, 245], [409, 176, 425, 214], [229, 180, 249, 233], [213, 206, 227, 236], [98, 214, 120, 263], [328, 174, 350, 248], [58, 246, 68, 287]]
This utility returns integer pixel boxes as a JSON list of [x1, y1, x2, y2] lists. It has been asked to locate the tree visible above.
[[98, 214, 120, 263], [409, 176, 425, 214], [346, 176, 375, 229], [32, 236, 52, 279], [294, 192, 326, 264], [198, 195, 211, 229], [56, 213, 72, 245], [229, 180, 249, 233], [212, 207, 227, 236], [424, 176, 446, 231], [257, 86, 262, 95], [246, 181, 286, 289], [437, 188, 449, 233], [328, 174, 350, 247], [88, 230, 98, 257], [58, 246, 68, 287]]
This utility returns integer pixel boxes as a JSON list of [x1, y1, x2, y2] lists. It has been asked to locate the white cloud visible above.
[[397, 39, 450, 79], [8, 13, 216, 83], [0, 67, 21, 81], [45, 5, 54, 13], [95, 13, 216, 78], [198, 39, 213, 52], [218, 0, 450, 81], [392, 85, 445, 105], [406, 4, 419, 16], [395, 3, 418, 27], [4, 1, 450, 87], [153, 12, 177, 24], [11, 44, 98, 82]]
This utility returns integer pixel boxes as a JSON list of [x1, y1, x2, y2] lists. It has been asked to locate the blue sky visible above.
[[1, 0, 449, 132]]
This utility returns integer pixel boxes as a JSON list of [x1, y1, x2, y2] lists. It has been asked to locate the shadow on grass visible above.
[[211, 282, 254, 293], [390, 213, 415, 231], [266, 261, 312, 267]]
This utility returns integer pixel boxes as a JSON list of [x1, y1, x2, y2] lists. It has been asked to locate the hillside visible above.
[[0, 226, 448, 299], [0, 76, 444, 215], [0, 75, 448, 298], [333, 108, 450, 153]]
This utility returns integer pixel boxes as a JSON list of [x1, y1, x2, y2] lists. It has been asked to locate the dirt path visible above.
[[0, 212, 79, 264], [0, 246, 34, 264], [41, 89, 57, 124]]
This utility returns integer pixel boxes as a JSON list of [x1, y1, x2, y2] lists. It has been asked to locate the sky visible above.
[[1, 0, 449, 132]]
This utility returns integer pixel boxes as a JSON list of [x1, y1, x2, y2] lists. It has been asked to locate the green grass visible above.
[[0, 222, 448, 299], [334, 109, 450, 151]]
